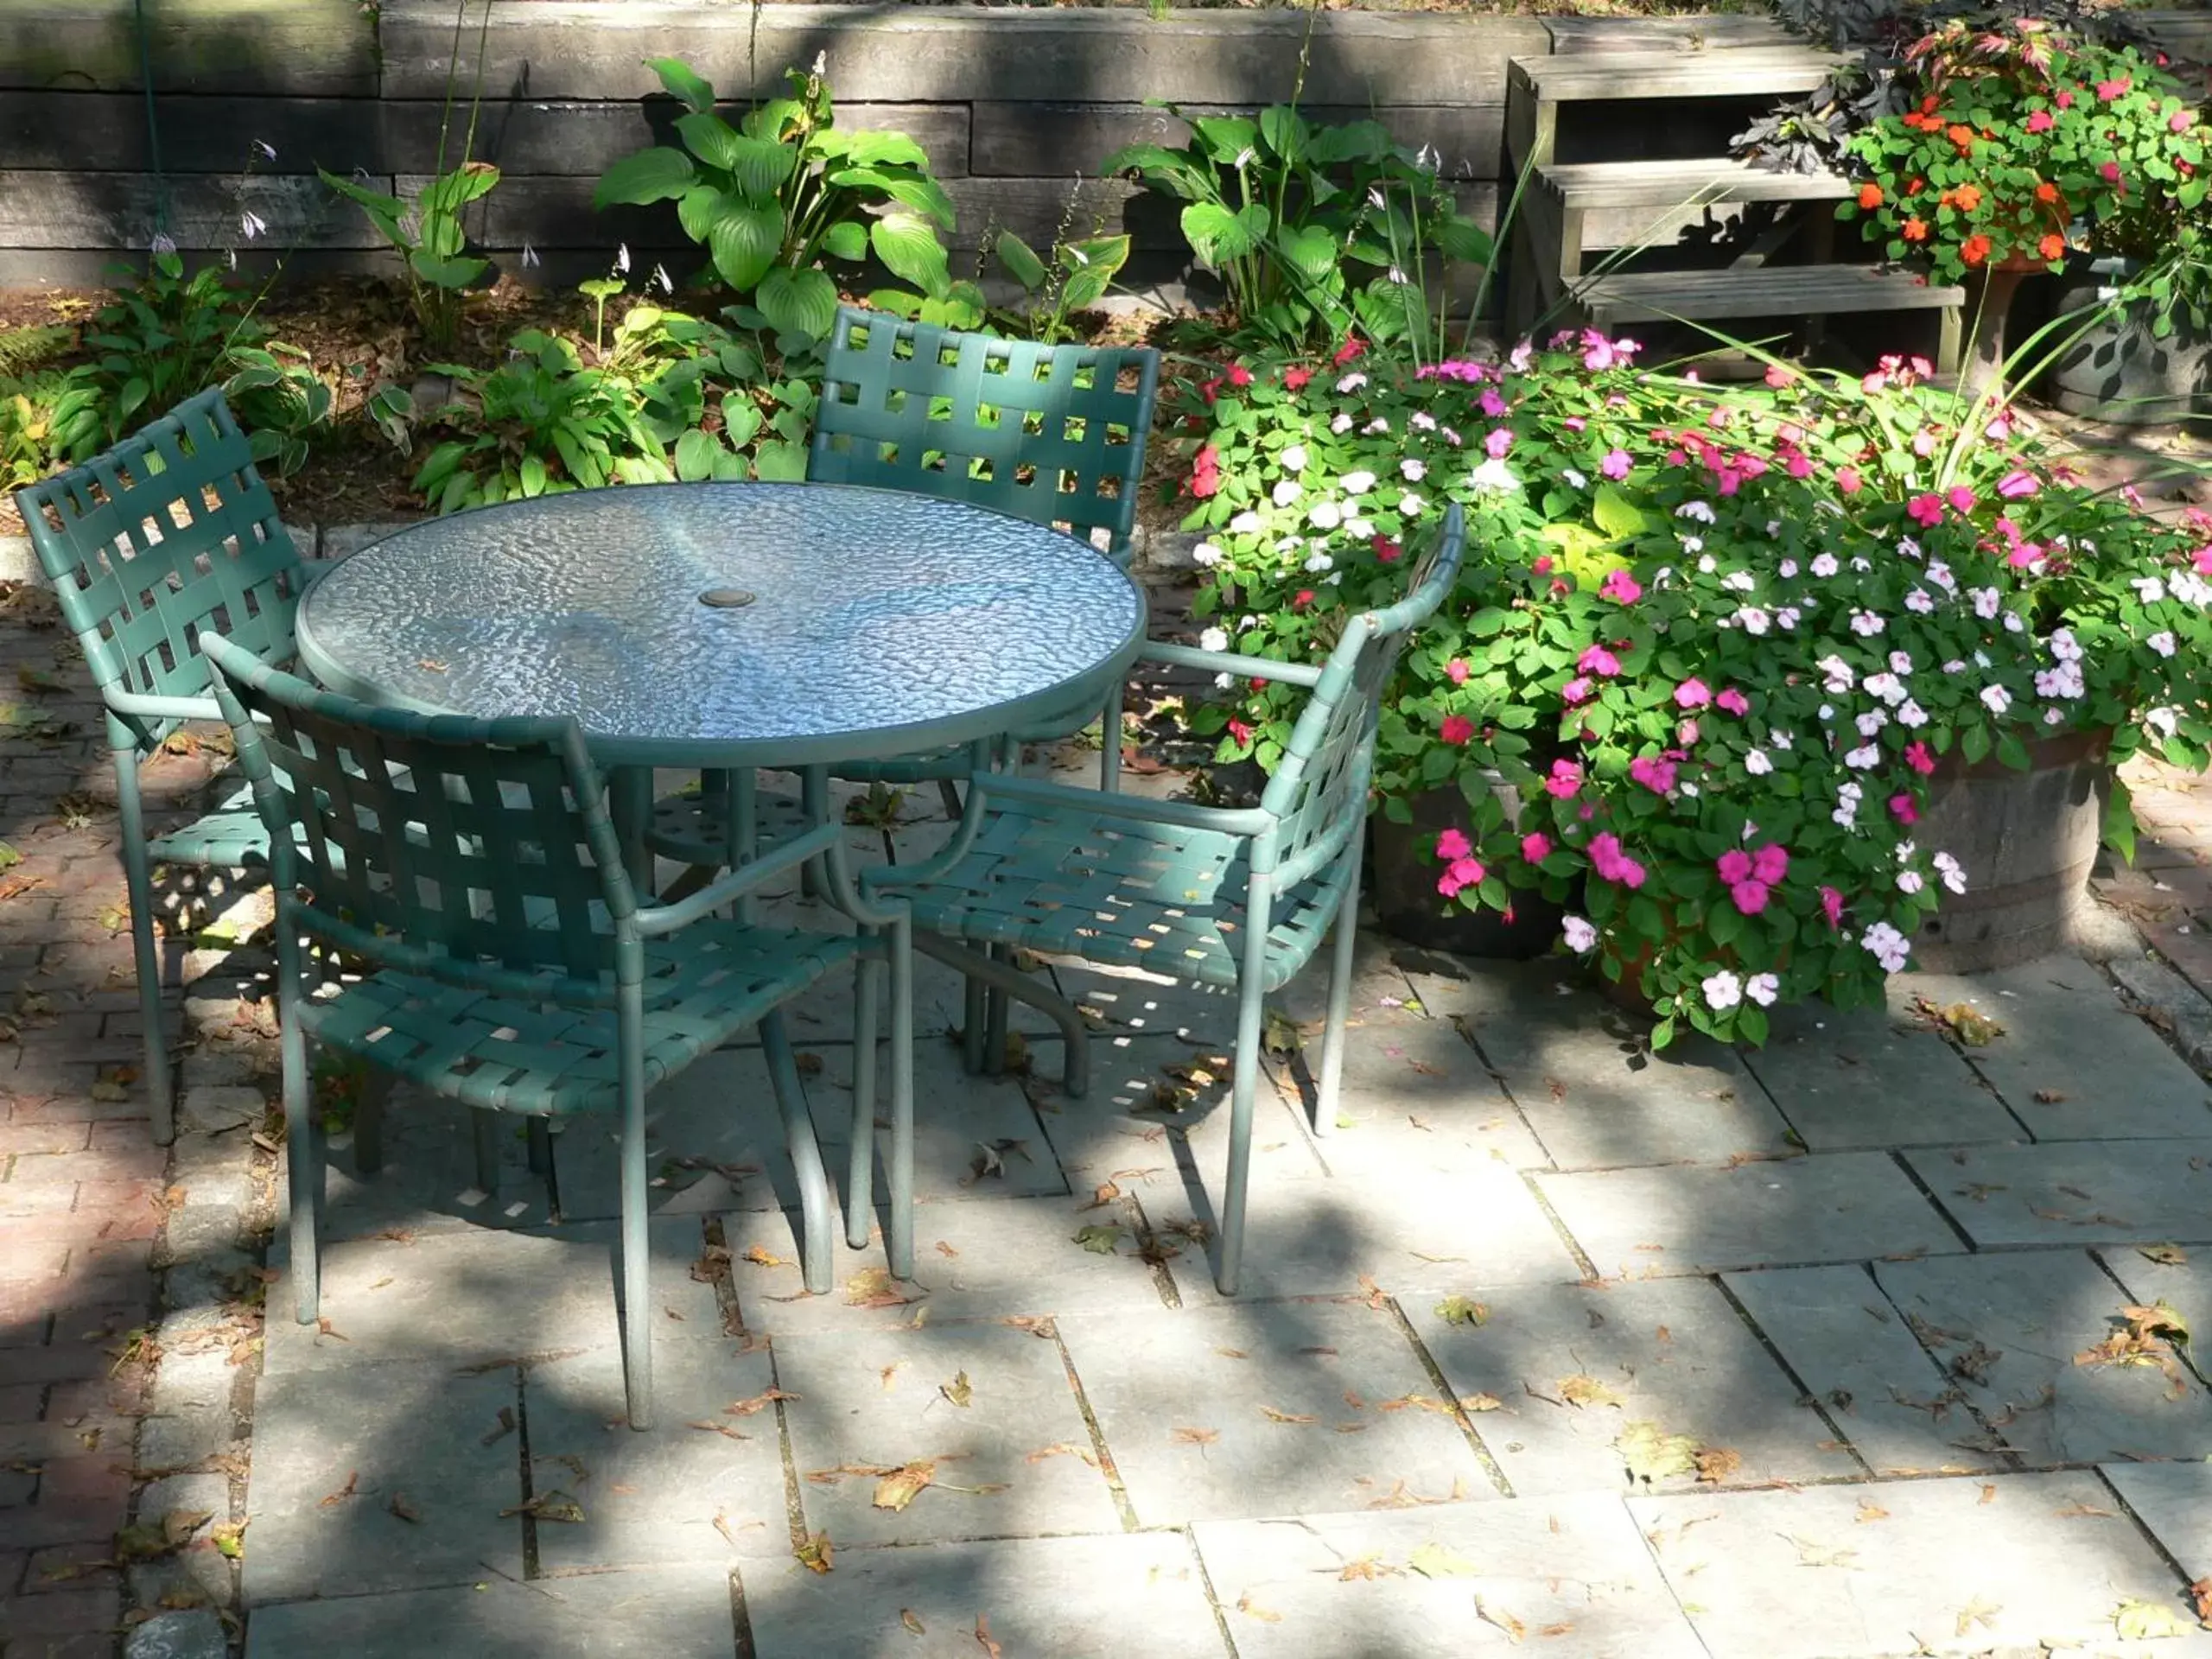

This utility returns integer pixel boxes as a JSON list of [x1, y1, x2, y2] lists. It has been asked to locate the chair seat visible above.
[[147, 783, 270, 868], [297, 920, 861, 1116], [645, 786, 816, 868], [900, 804, 1342, 993]]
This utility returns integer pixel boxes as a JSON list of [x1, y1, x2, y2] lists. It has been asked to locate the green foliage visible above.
[[49, 250, 257, 457], [0, 325, 73, 377], [1102, 103, 1491, 353], [221, 343, 334, 478], [985, 228, 1131, 345], [0, 371, 88, 490], [594, 56, 970, 340], [389, 293, 822, 513], [320, 162, 501, 353]]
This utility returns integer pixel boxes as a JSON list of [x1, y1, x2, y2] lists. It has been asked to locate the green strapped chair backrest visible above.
[[200, 635, 638, 998], [809, 306, 1161, 563], [16, 387, 307, 751], [1256, 505, 1465, 884]]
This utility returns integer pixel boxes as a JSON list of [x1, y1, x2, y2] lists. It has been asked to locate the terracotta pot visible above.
[[1370, 780, 1567, 958], [2046, 256, 2212, 424], [1913, 725, 2113, 972], [1960, 257, 2044, 397]]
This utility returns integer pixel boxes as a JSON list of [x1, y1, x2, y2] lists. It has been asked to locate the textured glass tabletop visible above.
[[295, 482, 1148, 767]]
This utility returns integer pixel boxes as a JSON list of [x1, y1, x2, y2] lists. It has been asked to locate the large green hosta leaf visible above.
[[870, 212, 950, 296], [754, 266, 839, 340], [706, 201, 785, 291], [593, 147, 696, 210], [1180, 201, 1268, 269]]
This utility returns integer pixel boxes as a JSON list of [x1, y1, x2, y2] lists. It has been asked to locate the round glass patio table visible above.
[[293, 480, 1148, 769]]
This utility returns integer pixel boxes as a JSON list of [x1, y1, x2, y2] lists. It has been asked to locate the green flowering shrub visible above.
[[1176, 335, 2212, 1045]]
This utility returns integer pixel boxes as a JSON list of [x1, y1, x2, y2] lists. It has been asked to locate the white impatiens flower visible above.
[[1860, 920, 1911, 973], [1778, 558, 1801, 579], [1198, 627, 1230, 653], [1849, 609, 1885, 637], [1702, 970, 1744, 1011], [1303, 551, 1334, 574], [2133, 575, 2166, 604], [1771, 729, 1794, 750], [1562, 467, 1588, 489], [1409, 410, 1438, 431], [1845, 743, 1880, 769], [2174, 572, 2212, 606], [1855, 709, 1888, 738], [1740, 607, 1771, 636], [2050, 627, 2083, 663], [1331, 413, 1354, 435], [1972, 587, 2002, 620], [1401, 458, 1427, 481], [1905, 588, 1935, 613], [1561, 915, 1599, 952], [1192, 542, 1222, 568], [1336, 372, 1369, 393], [1690, 544, 1712, 565], [1864, 671, 1906, 706], [1723, 571, 1755, 593], [1932, 851, 1967, 894], [1229, 511, 1264, 534], [1897, 869, 1925, 894], [1777, 606, 1802, 630], [1307, 500, 1342, 530], [1340, 470, 1376, 496], [1399, 493, 1425, 516], [1345, 518, 1375, 540], [1745, 973, 1780, 1007], [1363, 417, 1390, 435], [1676, 500, 1717, 524], [1898, 701, 1929, 728], [1980, 684, 2013, 715], [1281, 443, 1308, 472], [1467, 457, 1519, 493], [1817, 656, 1856, 694], [1811, 552, 1840, 578], [2149, 631, 2178, 658], [2147, 705, 2183, 741], [1744, 748, 1773, 775], [1272, 479, 1301, 507], [1926, 559, 1956, 591]]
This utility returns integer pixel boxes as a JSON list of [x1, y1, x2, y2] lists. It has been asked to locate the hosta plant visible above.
[[594, 56, 972, 341], [1174, 334, 2211, 1046]]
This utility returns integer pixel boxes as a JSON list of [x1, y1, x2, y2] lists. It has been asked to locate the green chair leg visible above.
[[936, 779, 963, 823], [846, 948, 881, 1251], [278, 952, 321, 1326], [1217, 971, 1268, 1298], [962, 972, 988, 1075], [472, 1108, 502, 1200], [112, 746, 175, 1147], [617, 994, 653, 1432], [1100, 679, 1125, 793], [983, 950, 1009, 1077], [526, 1116, 552, 1176], [886, 916, 916, 1281], [354, 1068, 391, 1177], [1312, 838, 1365, 1141], [761, 1010, 835, 1295]]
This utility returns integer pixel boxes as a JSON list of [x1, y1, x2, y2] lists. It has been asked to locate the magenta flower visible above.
[[1906, 493, 1944, 528], [1561, 676, 1593, 705], [1889, 792, 1918, 824], [1440, 715, 1475, 746], [2026, 108, 2055, 133], [1821, 885, 1845, 927], [1945, 485, 1977, 513], [1996, 470, 2038, 499], [1521, 831, 1552, 864], [1484, 428, 1514, 461], [1717, 849, 1754, 885], [2096, 75, 2129, 100], [1436, 827, 1473, 861], [1837, 466, 1862, 494], [1751, 844, 1789, 886], [1628, 753, 1678, 794], [1577, 644, 1621, 677], [1674, 677, 1712, 709], [1599, 569, 1643, 605], [2101, 160, 2122, 182], [1478, 388, 1510, 419], [1588, 832, 1647, 888], [1906, 741, 1936, 776], [1730, 880, 1770, 915], [1600, 448, 1632, 480], [1716, 687, 1750, 716], [1544, 759, 1584, 799], [1446, 658, 1471, 684], [1437, 855, 1485, 899]]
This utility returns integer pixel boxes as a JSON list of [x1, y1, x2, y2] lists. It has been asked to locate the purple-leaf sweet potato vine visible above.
[[1173, 334, 2212, 1047]]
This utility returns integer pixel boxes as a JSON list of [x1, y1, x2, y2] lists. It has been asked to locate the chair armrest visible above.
[[105, 689, 225, 723], [1139, 641, 1325, 688], [632, 820, 842, 937]]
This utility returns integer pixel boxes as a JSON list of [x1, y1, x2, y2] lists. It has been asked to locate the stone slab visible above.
[[1536, 1152, 1960, 1278], [2104, 1461, 2212, 1580], [1407, 960, 1795, 1169], [1410, 1277, 1854, 1497], [127, 1608, 226, 1659], [1742, 999, 2024, 1151], [1147, 1165, 1583, 1305], [772, 1320, 1120, 1546], [2098, 1245, 2212, 1360], [308, 1089, 562, 1242], [1874, 1252, 2212, 1465], [1193, 1492, 1703, 1658], [1907, 956, 2212, 1138], [1057, 1300, 1497, 1523], [244, 1563, 735, 1657], [1902, 1139, 2212, 1249], [243, 1359, 522, 1605], [522, 1341, 790, 1573], [721, 1190, 1173, 1337], [739, 1532, 1226, 1659], [1721, 1264, 2004, 1476], [1306, 999, 1554, 1175], [1631, 1471, 2200, 1659], [261, 1218, 723, 1374]]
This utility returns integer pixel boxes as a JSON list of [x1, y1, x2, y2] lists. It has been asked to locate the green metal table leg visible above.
[[761, 1010, 835, 1295], [609, 766, 656, 897]]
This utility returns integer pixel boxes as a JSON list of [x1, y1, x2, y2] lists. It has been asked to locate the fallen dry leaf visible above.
[[795, 1529, 834, 1573], [1171, 1426, 1220, 1447], [1460, 1392, 1503, 1413], [1433, 1295, 1489, 1327], [873, 1460, 938, 1513], [726, 1389, 799, 1418], [1408, 1541, 1478, 1579], [1258, 1406, 1317, 1425], [387, 1493, 421, 1525], [1618, 1421, 1698, 1485], [1071, 1223, 1123, 1255], [845, 1268, 912, 1309], [1236, 1591, 1283, 1623], [742, 1245, 792, 1269], [899, 1608, 925, 1637], [2139, 1243, 2190, 1267], [2115, 1598, 2194, 1639], [1694, 1446, 1742, 1484], [1557, 1374, 1624, 1409], [1955, 1594, 2001, 1637], [1855, 1502, 1890, 1523], [317, 1471, 359, 1508], [940, 1370, 973, 1409], [974, 1612, 1004, 1658]]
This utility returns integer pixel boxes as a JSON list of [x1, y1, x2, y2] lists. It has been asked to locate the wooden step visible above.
[[1573, 264, 1963, 325], [1540, 157, 1852, 212], [1509, 48, 1847, 105]]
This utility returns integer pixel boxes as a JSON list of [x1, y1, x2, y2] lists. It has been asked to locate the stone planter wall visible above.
[[0, 1, 1786, 291]]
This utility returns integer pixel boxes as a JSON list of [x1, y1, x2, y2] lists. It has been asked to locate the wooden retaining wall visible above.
[[0, 3, 2202, 289]]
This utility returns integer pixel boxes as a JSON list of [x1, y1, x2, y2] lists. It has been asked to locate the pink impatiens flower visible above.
[[1717, 849, 1754, 885], [1484, 428, 1514, 461], [1906, 741, 1937, 776], [1751, 844, 1789, 886], [1445, 658, 1471, 684], [1599, 568, 1643, 605], [1521, 831, 1552, 863], [1674, 677, 1712, 709], [1544, 759, 1584, 799], [1629, 753, 1678, 794], [1587, 832, 1647, 888], [1996, 469, 2038, 499], [1821, 886, 1845, 928], [1436, 827, 1473, 861], [1577, 644, 1622, 677], [1440, 715, 1475, 746], [1560, 676, 1594, 705], [1945, 485, 1977, 513], [1436, 855, 1485, 899], [1889, 792, 1919, 824], [1716, 687, 1751, 716], [2026, 108, 2055, 132], [1907, 493, 1944, 528], [1600, 448, 1632, 481], [1730, 880, 1770, 914], [1836, 466, 1863, 494]]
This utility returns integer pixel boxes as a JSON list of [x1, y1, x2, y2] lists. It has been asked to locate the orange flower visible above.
[[1857, 182, 1885, 209], [1961, 233, 1993, 266], [2035, 181, 2061, 203], [1948, 124, 1976, 148], [1902, 218, 1930, 242], [1952, 184, 1982, 211], [2038, 232, 2066, 260], [1921, 94, 1940, 114], [1906, 176, 1927, 196]]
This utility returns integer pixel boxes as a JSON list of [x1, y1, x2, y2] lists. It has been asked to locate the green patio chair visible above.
[[13, 388, 310, 1143], [202, 634, 894, 1429], [644, 308, 1161, 874], [861, 505, 1465, 1296]]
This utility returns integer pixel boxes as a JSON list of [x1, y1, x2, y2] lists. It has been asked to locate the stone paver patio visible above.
[[5, 580, 2212, 1656]]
